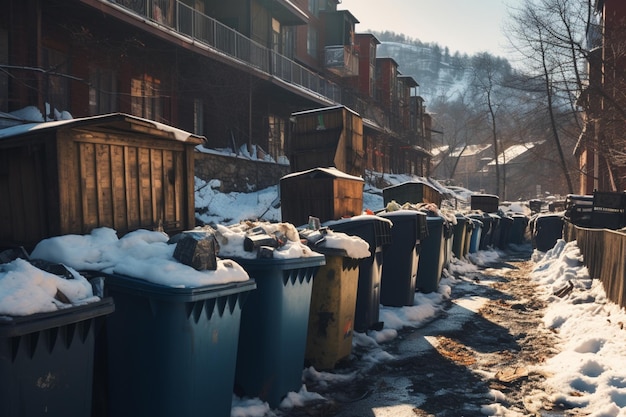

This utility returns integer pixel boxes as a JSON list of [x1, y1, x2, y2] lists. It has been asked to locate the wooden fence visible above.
[[564, 222, 626, 308]]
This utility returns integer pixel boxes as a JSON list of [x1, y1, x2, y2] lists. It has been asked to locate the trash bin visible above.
[[0, 299, 114, 417], [472, 213, 493, 250], [324, 215, 392, 332], [99, 273, 256, 417], [378, 210, 428, 307], [442, 219, 454, 268], [462, 217, 474, 256], [489, 214, 502, 249], [509, 214, 529, 245], [532, 213, 564, 252], [305, 247, 359, 370], [452, 214, 469, 259], [468, 218, 483, 253], [498, 215, 514, 249], [233, 255, 325, 408], [415, 216, 445, 293]]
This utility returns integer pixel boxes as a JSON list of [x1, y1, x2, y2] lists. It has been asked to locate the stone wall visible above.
[[194, 150, 291, 193]]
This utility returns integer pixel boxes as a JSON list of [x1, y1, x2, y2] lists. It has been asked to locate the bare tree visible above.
[[506, 0, 588, 194], [469, 53, 507, 197]]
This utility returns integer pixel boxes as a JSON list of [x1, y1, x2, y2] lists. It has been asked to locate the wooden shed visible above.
[[280, 167, 364, 226], [0, 113, 204, 250], [382, 180, 443, 208], [289, 106, 364, 177]]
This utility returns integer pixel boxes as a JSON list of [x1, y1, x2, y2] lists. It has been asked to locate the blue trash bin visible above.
[[0, 299, 114, 417], [378, 210, 428, 307], [510, 214, 529, 244], [233, 255, 325, 408], [532, 213, 564, 252], [468, 218, 483, 253], [416, 216, 445, 293], [100, 273, 256, 417]]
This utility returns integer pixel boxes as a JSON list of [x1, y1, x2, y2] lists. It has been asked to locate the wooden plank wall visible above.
[[564, 222, 626, 309], [60, 130, 190, 236]]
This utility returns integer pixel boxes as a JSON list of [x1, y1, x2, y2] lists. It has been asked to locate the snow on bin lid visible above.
[[0, 258, 101, 316], [28, 227, 250, 289]]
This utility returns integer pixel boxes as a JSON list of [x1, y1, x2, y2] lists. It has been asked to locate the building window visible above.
[[131, 74, 162, 121], [283, 27, 296, 59], [42, 47, 70, 117], [89, 67, 118, 115], [272, 18, 281, 53], [307, 27, 318, 58], [268, 114, 285, 161], [309, 0, 319, 17]]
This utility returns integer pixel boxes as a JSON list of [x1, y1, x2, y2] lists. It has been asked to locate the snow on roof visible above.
[[488, 141, 545, 165], [280, 167, 364, 182], [449, 143, 491, 158], [0, 113, 205, 143]]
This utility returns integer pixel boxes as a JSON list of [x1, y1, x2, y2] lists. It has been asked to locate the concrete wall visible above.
[[194, 151, 291, 193]]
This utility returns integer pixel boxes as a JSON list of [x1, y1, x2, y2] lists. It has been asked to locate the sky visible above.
[[338, 0, 521, 58], [3, 170, 626, 415]]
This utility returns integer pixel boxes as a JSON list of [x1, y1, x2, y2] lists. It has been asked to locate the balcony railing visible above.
[[324, 45, 359, 77], [107, 0, 341, 102]]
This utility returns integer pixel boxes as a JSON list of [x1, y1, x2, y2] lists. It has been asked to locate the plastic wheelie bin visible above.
[[452, 214, 469, 259], [488, 214, 502, 248], [442, 219, 454, 268], [233, 255, 325, 408], [510, 214, 529, 244], [532, 213, 564, 252], [468, 218, 483, 253], [305, 247, 359, 370], [469, 213, 493, 250], [378, 210, 428, 307], [0, 298, 114, 417], [462, 217, 474, 256], [98, 273, 256, 417], [498, 214, 514, 248], [324, 215, 392, 332], [415, 215, 446, 293]]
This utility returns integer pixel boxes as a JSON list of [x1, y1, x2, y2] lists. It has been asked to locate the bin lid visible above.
[[0, 298, 114, 338], [226, 254, 326, 271], [324, 215, 393, 247], [97, 272, 257, 302]]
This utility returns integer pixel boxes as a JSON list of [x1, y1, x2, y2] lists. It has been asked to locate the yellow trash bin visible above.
[[305, 249, 359, 370]]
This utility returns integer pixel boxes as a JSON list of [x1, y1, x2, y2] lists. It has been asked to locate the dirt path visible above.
[[279, 247, 572, 417]]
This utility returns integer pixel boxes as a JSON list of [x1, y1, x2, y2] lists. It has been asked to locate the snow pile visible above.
[[0, 258, 99, 316], [531, 239, 626, 416], [29, 227, 250, 289]]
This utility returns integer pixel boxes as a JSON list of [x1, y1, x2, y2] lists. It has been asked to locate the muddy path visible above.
[[278, 245, 578, 417]]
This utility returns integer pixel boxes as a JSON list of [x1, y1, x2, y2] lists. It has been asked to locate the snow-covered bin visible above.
[[27, 227, 256, 417], [0, 257, 114, 417], [213, 221, 325, 408]]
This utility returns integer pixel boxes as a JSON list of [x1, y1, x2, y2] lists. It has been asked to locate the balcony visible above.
[[97, 0, 340, 103], [324, 45, 359, 77]]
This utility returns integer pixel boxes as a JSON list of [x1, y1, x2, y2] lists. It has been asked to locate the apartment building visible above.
[[1, 0, 432, 177], [577, 0, 626, 193]]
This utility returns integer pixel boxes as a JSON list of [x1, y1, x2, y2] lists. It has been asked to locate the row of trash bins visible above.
[[0, 208, 531, 417]]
